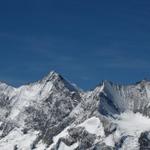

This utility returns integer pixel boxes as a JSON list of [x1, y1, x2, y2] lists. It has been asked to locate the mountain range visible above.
[[0, 71, 150, 150]]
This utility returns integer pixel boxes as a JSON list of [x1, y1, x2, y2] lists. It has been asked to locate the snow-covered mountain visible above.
[[0, 71, 150, 150]]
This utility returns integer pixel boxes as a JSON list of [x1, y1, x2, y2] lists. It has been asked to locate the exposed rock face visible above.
[[139, 131, 150, 150], [0, 71, 150, 149], [99, 80, 150, 116]]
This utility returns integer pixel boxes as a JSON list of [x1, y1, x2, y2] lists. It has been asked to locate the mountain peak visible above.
[[42, 70, 61, 82], [40, 71, 78, 92], [48, 70, 59, 76]]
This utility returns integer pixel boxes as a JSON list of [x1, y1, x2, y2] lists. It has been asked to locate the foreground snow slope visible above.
[[0, 71, 150, 149]]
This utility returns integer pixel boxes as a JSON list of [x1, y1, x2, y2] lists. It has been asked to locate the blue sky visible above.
[[0, 0, 150, 89]]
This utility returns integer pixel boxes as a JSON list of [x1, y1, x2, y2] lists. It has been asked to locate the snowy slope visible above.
[[0, 71, 150, 149]]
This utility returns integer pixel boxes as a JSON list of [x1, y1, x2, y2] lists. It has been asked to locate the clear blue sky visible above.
[[0, 0, 150, 89]]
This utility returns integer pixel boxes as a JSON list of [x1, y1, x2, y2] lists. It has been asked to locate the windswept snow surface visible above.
[[0, 129, 39, 150], [9, 81, 53, 120], [78, 117, 105, 137], [114, 111, 150, 136], [58, 142, 78, 150]]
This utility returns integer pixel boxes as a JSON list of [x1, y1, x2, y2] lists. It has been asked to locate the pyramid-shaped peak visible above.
[[48, 70, 59, 77], [42, 70, 62, 82], [40, 70, 78, 92], [49, 70, 59, 76]]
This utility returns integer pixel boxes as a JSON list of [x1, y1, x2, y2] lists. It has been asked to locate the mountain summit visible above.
[[0, 71, 149, 150]]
